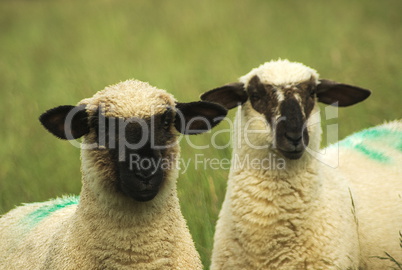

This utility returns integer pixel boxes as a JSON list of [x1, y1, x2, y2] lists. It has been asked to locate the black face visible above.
[[247, 76, 316, 160], [92, 108, 176, 201], [40, 99, 228, 202], [201, 67, 371, 161]]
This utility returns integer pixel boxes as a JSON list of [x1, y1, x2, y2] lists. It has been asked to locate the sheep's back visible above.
[[0, 196, 78, 269], [324, 120, 402, 269]]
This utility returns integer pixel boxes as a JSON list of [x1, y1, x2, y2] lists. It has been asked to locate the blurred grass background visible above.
[[0, 0, 401, 268]]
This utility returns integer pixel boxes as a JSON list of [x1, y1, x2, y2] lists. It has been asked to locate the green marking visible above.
[[353, 144, 390, 163], [349, 126, 402, 143], [356, 128, 392, 139], [336, 126, 402, 163], [21, 196, 79, 229], [396, 141, 402, 152]]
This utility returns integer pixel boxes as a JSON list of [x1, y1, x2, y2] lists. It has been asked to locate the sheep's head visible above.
[[201, 60, 371, 160], [40, 80, 227, 202]]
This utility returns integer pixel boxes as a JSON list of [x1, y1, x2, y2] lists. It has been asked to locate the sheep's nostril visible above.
[[134, 167, 159, 181], [284, 132, 302, 145]]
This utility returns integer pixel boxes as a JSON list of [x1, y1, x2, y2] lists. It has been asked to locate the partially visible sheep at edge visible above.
[[201, 59, 402, 270], [0, 79, 227, 270]]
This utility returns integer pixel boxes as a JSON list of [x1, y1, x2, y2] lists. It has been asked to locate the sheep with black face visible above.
[[0, 79, 227, 270], [202, 59, 402, 269]]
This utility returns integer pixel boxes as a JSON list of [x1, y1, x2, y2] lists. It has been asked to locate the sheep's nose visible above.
[[134, 170, 154, 180], [284, 132, 302, 146]]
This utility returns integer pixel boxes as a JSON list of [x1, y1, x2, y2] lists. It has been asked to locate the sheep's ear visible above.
[[200, 82, 248, 109], [316, 79, 371, 107], [39, 105, 90, 140], [175, 101, 227, 134]]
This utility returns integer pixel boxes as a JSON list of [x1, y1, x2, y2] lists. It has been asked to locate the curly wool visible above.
[[326, 120, 402, 268], [210, 61, 402, 270], [0, 80, 202, 270], [239, 59, 320, 87], [212, 104, 361, 269]]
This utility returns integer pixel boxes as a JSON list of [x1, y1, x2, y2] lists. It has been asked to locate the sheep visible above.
[[201, 59, 402, 270], [0, 79, 227, 270]]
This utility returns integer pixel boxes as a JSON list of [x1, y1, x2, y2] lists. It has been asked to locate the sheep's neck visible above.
[[68, 175, 183, 267], [227, 112, 323, 260], [227, 156, 321, 263], [228, 154, 320, 220], [229, 122, 322, 223]]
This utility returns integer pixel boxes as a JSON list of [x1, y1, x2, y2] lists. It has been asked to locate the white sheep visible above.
[[0, 79, 227, 270], [201, 59, 402, 269]]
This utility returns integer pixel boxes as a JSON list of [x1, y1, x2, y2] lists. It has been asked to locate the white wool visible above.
[[80, 79, 175, 119], [211, 60, 402, 270], [0, 80, 202, 270], [239, 59, 320, 87]]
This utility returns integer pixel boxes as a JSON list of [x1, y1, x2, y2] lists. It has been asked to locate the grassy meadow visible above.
[[0, 0, 401, 268]]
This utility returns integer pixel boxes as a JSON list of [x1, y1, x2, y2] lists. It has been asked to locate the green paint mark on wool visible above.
[[337, 126, 402, 163], [354, 127, 402, 151], [353, 144, 390, 163], [22, 196, 79, 229], [395, 140, 402, 152], [339, 139, 390, 163], [357, 128, 391, 139]]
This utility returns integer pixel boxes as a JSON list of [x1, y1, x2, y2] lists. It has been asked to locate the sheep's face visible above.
[[201, 60, 371, 160], [40, 80, 227, 202], [244, 75, 316, 159], [88, 107, 177, 202]]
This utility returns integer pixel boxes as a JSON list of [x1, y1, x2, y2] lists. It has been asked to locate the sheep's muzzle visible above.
[[117, 148, 164, 202], [274, 98, 309, 160]]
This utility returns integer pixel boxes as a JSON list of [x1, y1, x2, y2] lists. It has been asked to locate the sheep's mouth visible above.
[[278, 149, 304, 160], [134, 189, 159, 202], [275, 129, 309, 160], [119, 173, 163, 202], [276, 137, 306, 160], [116, 156, 164, 202]]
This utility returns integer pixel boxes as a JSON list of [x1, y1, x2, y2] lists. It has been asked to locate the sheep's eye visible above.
[[297, 83, 311, 92], [250, 93, 260, 101], [163, 119, 170, 130], [161, 109, 173, 130]]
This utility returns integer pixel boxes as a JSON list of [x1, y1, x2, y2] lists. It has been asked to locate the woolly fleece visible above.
[[327, 120, 402, 268], [0, 80, 202, 270], [210, 60, 402, 270], [239, 59, 320, 87]]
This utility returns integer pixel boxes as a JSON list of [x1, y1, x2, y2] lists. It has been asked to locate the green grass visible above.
[[0, 0, 401, 268]]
